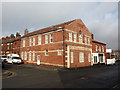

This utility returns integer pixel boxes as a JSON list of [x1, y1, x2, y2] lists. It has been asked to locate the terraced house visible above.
[[0, 33, 21, 55], [92, 38, 106, 65], [20, 19, 98, 68]]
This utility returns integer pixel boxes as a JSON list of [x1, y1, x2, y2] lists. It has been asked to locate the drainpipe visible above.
[[62, 28, 65, 68]]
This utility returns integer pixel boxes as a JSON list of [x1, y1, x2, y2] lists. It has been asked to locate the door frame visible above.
[[37, 55, 41, 65]]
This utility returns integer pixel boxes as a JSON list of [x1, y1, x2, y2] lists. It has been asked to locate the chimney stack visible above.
[[16, 32, 21, 38], [91, 34, 94, 40], [24, 29, 29, 35], [10, 34, 15, 39]]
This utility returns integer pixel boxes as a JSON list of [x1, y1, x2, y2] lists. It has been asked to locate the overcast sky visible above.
[[2, 2, 118, 50]]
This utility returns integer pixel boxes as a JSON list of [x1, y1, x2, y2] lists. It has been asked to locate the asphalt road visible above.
[[2, 63, 120, 88]]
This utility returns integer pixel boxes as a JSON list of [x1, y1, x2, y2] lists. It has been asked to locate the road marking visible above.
[[2, 70, 16, 79], [111, 84, 120, 90]]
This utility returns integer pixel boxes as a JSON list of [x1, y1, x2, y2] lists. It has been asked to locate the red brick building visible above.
[[0, 33, 21, 56], [1, 19, 107, 68], [91, 35, 106, 65], [20, 19, 94, 68]]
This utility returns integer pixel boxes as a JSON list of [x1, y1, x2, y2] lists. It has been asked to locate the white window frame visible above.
[[84, 37, 87, 44], [29, 51, 31, 61], [29, 37, 35, 46], [69, 32, 72, 42], [33, 51, 35, 61], [37, 55, 40, 61], [79, 33, 82, 39], [45, 35, 48, 44], [24, 51, 27, 60], [99, 46, 101, 52], [79, 34, 83, 43], [33, 37, 35, 46], [50, 33, 53, 43], [102, 46, 104, 52], [88, 37, 90, 44], [79, 52, 84, 62], [29, 37, 32, 46], [96, 45, 98, 52], [70, 52, 74, 63], [58, 49, 62, 55], [23, 39, 26, 47], [38, 35, 42, 45], [88, 53, 91, 62], [73, 33, 77, 42], [45, 50, 49, 56]]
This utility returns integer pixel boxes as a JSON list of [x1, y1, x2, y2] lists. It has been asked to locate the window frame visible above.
[[79, 52, 84, 62], [38, 35, 42, 45], [70, 52, 74, 63], [88, 37, 90, 44], [58, 49, 62, 55], [73, 33, 77, 42], [50, 33, 53, 43], [88, 53, 91, 62], [69, 32, 72, 42], [45, 35, 48, 44], [96, 45, 98, 52], [23, 39, 26, 47], [45, 50, 49, 56]]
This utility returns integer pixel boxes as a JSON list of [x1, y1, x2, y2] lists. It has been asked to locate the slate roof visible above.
[[22, 19, 76, 38], [92, 40, 106, 45], [0, 37, 21, 44]]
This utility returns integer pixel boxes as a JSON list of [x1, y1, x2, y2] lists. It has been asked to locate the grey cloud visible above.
[[2, 2, 118, 50]]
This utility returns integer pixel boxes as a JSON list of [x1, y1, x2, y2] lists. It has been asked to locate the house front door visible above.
[[37, 55, 40, 65], [99, 54, 103, 63]]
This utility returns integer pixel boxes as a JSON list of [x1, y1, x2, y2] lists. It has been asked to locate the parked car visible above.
[[115, 58, 120, 65], [6, 54, 23, 64], [0, 55, 7, 63]]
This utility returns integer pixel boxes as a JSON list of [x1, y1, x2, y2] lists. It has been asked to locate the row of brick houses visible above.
[[0, 33, 21, 55], [0, 19, 107, 68]]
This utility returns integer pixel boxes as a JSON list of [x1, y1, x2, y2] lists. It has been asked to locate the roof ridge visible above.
[[22, 19, 77, 38], [92, 40, 106, 45]]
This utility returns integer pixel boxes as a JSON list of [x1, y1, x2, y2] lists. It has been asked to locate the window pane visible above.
[[79, 52, 84, 62], [69, 32, 72, 42], [45, 35, 48, 44], [74, 33, 76, 42]]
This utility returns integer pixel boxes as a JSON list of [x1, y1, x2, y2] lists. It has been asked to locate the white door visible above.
[[92, 53, 98, 64], [37, 55, 40, 65]]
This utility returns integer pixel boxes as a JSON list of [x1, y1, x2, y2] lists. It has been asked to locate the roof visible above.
[[92, 40, 106, 45], [22, 19, 76, 38], [0, 37, 21, 44]]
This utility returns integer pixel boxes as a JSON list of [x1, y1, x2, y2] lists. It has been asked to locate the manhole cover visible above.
[[2, 70, 16, 79]]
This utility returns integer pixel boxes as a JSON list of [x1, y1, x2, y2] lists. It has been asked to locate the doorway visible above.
[[98, 54, 103, 63], [37, 55, 40, 65]]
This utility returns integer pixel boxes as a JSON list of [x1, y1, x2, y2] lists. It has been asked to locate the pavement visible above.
[[2, 62, 120, 88]]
